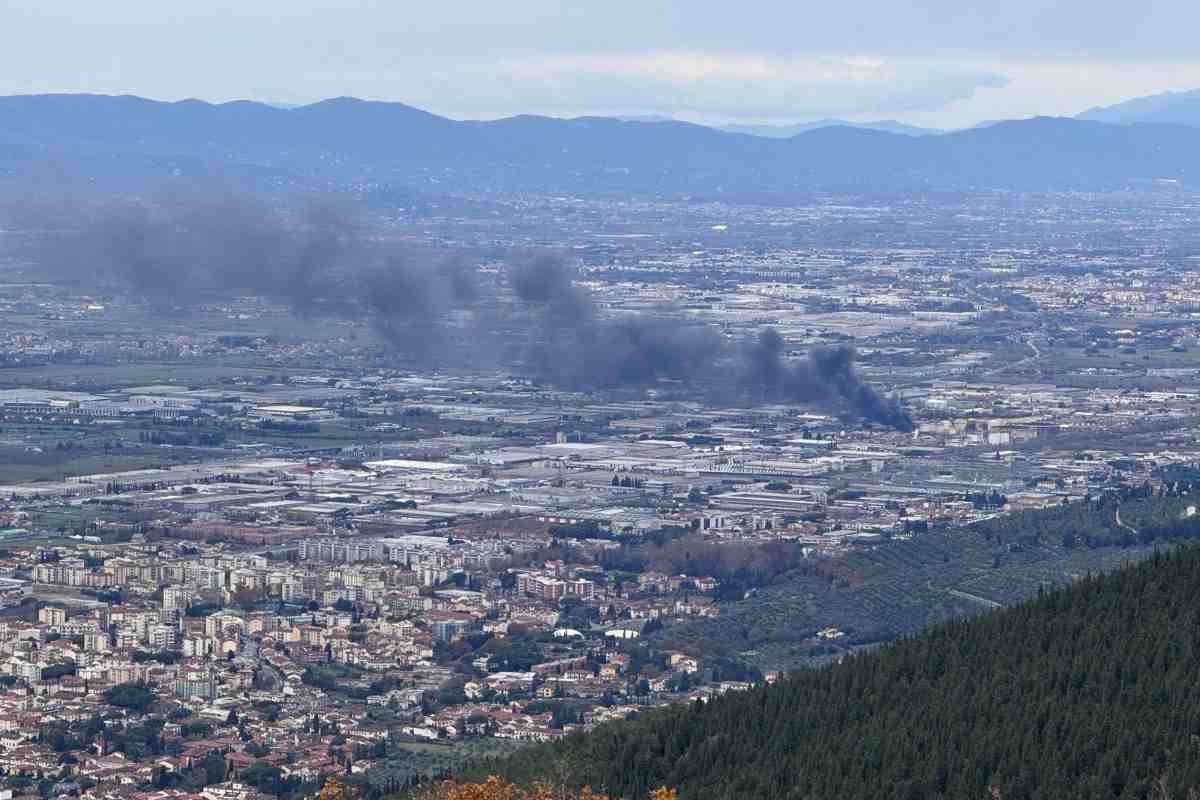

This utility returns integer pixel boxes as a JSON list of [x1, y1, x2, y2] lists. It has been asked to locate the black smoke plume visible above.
[[8, 192, 357, 306], [740, 329, 913, 431], [508, 256, 912, 430], [510, 254, 723, 388], [362, 253, 482, 362], [2, 191, 913, 430]]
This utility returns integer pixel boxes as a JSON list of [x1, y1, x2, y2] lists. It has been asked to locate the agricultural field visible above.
[[0, 446, 188, 483], [656, 519, 1173, 671]]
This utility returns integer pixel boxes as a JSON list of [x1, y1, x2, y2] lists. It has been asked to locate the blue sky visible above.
[[2, 0, 1197, 127]]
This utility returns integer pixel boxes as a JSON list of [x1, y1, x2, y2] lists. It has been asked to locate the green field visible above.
[[0, 362, 284, 390], [0, 447, 189, 483]]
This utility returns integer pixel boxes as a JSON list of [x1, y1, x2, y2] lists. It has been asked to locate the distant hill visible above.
[[720, 118, 943, 137], [612, 114, 678, 123], [482, 545, 1200, 799], [1, 94, 1199, 199], [1078, 88, 1200, 127], [611, 116, 941, 136]]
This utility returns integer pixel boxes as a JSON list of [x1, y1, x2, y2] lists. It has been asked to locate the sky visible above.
[[2, 0, 1199, 128]]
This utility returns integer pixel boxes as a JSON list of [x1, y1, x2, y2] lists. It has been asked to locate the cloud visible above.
[[897, 59, 1200, 128], [411, 52, 1010, 120], [0, 0, 1194, 127]]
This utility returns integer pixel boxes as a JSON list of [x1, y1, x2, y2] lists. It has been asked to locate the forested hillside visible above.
[[476, 545, 1200, 799], [653, 480, 1200, 670]]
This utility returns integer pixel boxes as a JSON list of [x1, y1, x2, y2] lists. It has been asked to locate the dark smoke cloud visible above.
[[510, 253, 595, 325], [2, 191, 913, 430], [362, 253, 483, 362], [740, 329, 913, 431], [5, 192, 358, 308], [510, 254, 577, 304], [510, 254, 721, 387], [529, 316, 725, 389], [287, 198, 361, 313], [509, 256, 912, 430]]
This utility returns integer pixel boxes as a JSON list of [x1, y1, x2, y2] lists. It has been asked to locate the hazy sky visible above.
[[3, 1, 1198, 127]]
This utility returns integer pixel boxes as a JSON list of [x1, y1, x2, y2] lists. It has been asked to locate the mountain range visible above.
[[1078, 88, 1200, 127], [722, 88, 1200, 137], [619, 116, 942, 137], [2, 93, 1200, 201], [719, 119, 942, 137]]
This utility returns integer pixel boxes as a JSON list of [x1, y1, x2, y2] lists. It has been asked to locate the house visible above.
[[668, 653, 700, 673]]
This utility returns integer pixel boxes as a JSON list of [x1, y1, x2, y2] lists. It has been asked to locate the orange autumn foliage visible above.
[[422, 776, 676, 800], [317, 777, 359, 800]]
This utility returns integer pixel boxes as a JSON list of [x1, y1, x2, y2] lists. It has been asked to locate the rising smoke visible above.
[[739, 329, 913, 431], [511, 257, 912, 430], [13, 192, 356, 306], [362, 253, 482, 362], [1, 191, 913, 430], [510, 254, 724, 388]]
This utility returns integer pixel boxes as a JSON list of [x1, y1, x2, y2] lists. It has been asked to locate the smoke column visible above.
[[5, 192, 357, 308], [2, 192, 913, 430], [508, 256, 911, 430], [739, 329, 913, 431]]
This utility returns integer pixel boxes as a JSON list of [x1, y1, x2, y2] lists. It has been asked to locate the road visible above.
[[948, 589, 1003, 609], [981, 336, 1042, 378], [237, 638, 285, 691]]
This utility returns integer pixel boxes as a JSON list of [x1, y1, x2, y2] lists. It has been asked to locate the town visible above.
[[1, 190, 1199, 800]]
